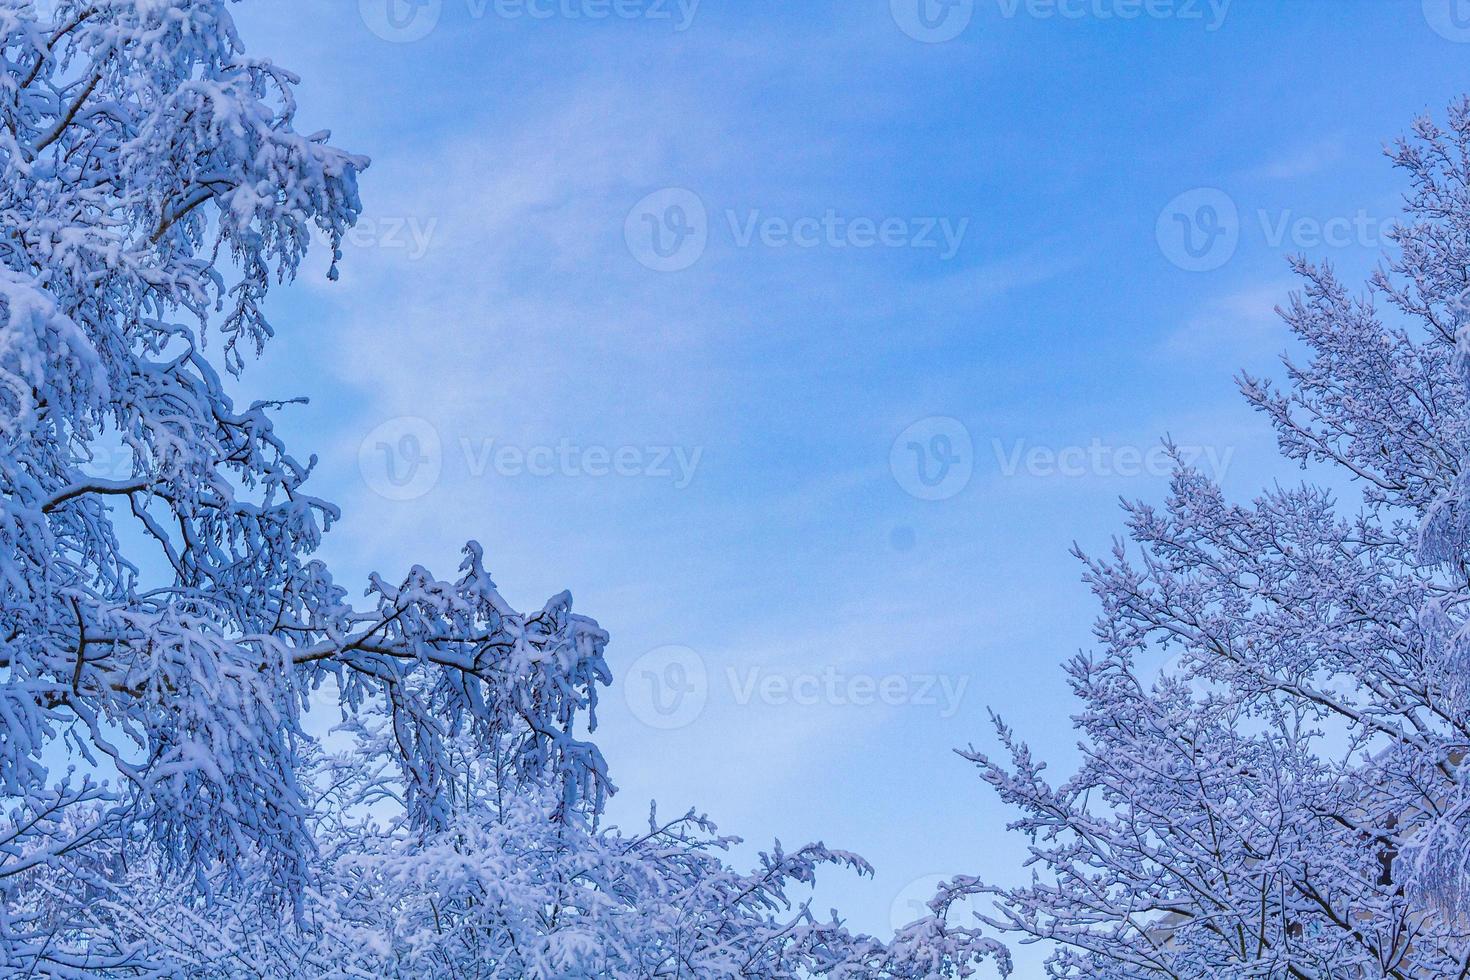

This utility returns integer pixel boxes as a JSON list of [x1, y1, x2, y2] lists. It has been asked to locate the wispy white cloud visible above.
[[1243, 134, 1349, 181], [1162, 281, 1293, 357]]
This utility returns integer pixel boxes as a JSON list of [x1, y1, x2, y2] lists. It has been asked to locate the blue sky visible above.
[[229, 0, 1469, 970]]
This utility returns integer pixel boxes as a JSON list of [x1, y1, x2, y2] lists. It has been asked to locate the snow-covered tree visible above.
[[35, 712, 996, 978], [0, 0, 616, 965], [0, 2, 1000, 975], [918, 101, 1470, 977]]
